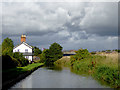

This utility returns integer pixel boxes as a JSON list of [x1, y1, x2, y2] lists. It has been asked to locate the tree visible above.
[[40, 42, 63, 65], [42, 49, 52, 65], [33, 46, 42, 56], [49, 42, 63, 61], [2, 37, 14, 56]]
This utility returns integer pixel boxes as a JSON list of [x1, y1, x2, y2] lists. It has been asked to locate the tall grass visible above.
[[71, 54, 120, 88], [54, 56, 71, 67]]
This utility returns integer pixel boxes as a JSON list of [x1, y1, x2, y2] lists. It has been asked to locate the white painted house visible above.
[[13, 35, 33, 61]]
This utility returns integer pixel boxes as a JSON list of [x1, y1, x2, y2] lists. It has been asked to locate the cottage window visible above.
[[26, 56, 29, 59], [25, 49, 28, 52]]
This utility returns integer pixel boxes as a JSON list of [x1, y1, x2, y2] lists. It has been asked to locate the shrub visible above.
[[2, 55, 18, 69], [94, 66, 120, 87], [13, 52, 29, 67], [70, 49, 90, 66]]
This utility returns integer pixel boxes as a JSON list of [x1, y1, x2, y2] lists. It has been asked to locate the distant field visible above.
[[96, 53, 118, 68]]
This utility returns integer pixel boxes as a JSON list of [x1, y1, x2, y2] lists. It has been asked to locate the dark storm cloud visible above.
[[2, 2, 118, 51]]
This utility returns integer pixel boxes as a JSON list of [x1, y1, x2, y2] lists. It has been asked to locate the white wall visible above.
[[13, 43, 32, 53], [13, 42, 33, 61], [25, 56, 32, 61]]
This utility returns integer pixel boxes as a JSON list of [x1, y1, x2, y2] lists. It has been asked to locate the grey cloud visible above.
[[2, 2, 118, 51], [79, 2, 118, 36], [3, 2, 117, 36]]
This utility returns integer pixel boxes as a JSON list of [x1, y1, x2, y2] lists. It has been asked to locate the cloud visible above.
[[2, 2, 118, 51], [79, 2, 118, 36]]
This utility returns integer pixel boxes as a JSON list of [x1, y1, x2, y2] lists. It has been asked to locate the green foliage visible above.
[[13, 52, 29, 67], [2, 55, 18, 70], [42, 49, 53, 65], [49, 42, 63, 62], [49, 42, 63, 58], [3, 63, 44, 83], [114, 49, 120, 53], [70, 49, 90, 66], [91, 51, 96, 54], [106, 50, 111, 52], [93, 66, 120, 88], [2, 38, 14, 56], [0, 45, 2, 56], [70, 53, 120, 88], [33, 46, 42, 56], [38, 50, 47, 63], [2, 38, 29, 68], [40, 42, 63, 66]]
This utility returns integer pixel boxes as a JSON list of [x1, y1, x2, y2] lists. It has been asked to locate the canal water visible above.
[[11, 66, 109, 88]]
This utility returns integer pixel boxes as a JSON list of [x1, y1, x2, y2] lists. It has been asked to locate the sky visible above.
[[1, 1, 118, 51]]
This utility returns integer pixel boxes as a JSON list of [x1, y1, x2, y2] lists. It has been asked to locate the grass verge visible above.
[[2, 63, 44, 89]]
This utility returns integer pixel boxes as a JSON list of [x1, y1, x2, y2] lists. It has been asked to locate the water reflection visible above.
[[45, 65, 63, 71]]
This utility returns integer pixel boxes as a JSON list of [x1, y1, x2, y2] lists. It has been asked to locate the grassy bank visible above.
[[54, 56, 71, 67], [55, 52, 120, 88], [2, 63, 44, 89], [72, 55, 119, 88]]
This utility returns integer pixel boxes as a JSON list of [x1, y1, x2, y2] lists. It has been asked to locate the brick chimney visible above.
[[21, 34, 26, 43]]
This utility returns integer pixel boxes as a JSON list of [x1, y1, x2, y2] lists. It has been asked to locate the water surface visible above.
[[11, 66, 109, 88]]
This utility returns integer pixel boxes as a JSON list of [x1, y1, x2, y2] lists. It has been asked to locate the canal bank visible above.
[[55, 55, 120, 88], [2, 63, 44, 89]]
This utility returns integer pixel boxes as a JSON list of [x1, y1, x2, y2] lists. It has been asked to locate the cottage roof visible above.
[[13, 42, 32, 49]]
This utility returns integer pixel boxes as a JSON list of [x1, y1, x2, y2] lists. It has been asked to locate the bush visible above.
[[70, 49, 90, 66], [94, 66, 120, 87], [13, 52, 29, 67], [2, 55, 18, 70]]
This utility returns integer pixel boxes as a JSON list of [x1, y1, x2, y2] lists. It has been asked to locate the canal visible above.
[[11, 66, 109, 88]]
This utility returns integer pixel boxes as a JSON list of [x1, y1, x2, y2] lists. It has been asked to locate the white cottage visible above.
[[13, 35, 33, 61]]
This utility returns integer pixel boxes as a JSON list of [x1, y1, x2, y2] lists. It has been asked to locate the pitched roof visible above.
[[13, 42, 32, 49]]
